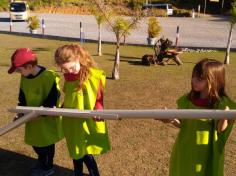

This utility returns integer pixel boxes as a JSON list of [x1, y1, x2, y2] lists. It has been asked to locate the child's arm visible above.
[[217, 106, 229, 134], [160, 119, 181, 128], [94, 81, 103, 110], [14, 89, 26, 121], [18, 89, 26, 106], [156, 107, 181, 128], [42, 81, 60, 108], [170, 119, 181, 128], [217, 119, 228, 134], [93, 81, 104, 121]]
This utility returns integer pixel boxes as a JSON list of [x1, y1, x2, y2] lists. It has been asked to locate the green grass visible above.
[[0, 0, 8, 11], [0, 33, 236, 176]]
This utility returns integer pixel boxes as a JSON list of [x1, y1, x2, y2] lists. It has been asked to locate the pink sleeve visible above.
[[94, 81, 103, 110]]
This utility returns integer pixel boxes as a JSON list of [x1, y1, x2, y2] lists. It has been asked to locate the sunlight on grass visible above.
[[0, 34, 236, 176]]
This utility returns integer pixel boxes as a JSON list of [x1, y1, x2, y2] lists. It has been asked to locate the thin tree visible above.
[[91, 6, 106, 56], [204, 0, 207, 14], [92, 0, 142, 79], [224, 3, 236, 65], [111, 17, 137, 79]]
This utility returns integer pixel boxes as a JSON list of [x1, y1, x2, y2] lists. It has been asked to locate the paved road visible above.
[[0, 12, 235, 48]]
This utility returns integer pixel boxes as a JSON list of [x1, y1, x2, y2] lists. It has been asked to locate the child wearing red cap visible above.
[[8, 48, 63, 176]]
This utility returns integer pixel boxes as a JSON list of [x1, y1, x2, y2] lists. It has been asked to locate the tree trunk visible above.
[[112, 39, 120, 80], [224, 24, 233, 65], [204, 0, 207, 14], [221, 0, 225, 10], [123, 35, 126, 45], [98, 24, 102, 56]]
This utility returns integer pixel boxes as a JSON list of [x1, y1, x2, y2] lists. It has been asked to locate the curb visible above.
[[1, 30, 236, 51]]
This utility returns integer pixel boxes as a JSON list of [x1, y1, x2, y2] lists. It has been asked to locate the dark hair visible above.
[[189, 58, 227, 107]]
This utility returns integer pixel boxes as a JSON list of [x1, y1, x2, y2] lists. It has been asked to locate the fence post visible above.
[[175, 26, 180, 47], [9, 18, 12, 32], [204, 0, 206, 14], [198, 5, 201, 17], [192, 9, 195, 19], [81, 32, 85, 44], [42, 19, 45, 35], [80, 22, 83, 43]]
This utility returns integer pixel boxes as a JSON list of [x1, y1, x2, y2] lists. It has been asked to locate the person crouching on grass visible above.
[[54, 44, 110, 176], [8, 48, 63, 176]]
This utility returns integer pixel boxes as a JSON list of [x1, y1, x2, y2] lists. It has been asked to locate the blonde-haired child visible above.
[[54, 44, 110, 176]]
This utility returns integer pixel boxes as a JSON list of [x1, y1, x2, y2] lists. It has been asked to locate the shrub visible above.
[[173, 9, 191, 17], [61, 0, 81, 6], [148, 17, 162, 38], [128, 0, 143, 10], [28, 0, 62, 10], [28, 0, 42, 11], [27, 16, 40, 30]]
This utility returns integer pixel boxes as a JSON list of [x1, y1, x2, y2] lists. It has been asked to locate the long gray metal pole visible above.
[[0, 111, 37, 136], [9, 106, 236, 120], [1, 106, 235, 137]]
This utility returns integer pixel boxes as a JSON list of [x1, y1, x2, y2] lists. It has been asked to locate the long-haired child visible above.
[[166, 58, 235, 176], [54, 44, 110, 176]]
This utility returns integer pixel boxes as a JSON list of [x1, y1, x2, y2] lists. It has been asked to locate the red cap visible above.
[[8, 48, 36, 74]]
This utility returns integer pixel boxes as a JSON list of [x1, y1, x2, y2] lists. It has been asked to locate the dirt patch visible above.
[[35, 5, 133, 16], [36, 6, 91, 15]]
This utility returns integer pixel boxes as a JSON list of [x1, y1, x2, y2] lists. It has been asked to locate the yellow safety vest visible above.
[[62, 68, 110, 159], [21, 70, 63, 147]]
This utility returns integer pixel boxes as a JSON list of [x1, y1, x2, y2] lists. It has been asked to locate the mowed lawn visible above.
[[0, 33, 236, 176]]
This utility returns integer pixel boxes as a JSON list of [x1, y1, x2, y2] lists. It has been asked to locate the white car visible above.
[[9, 1, 29, 21]]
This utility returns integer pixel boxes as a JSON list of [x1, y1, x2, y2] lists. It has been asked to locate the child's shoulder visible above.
[[177, 94, 190, 103], [43, 69, 59, 77], [89, 68, 106, 79], [218, 96, 236, 109], [176, 94, 190, 108], [39, 69, 60, 83]]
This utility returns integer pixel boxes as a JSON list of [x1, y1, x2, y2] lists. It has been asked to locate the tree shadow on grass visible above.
[[125, 60, 143, 66], [209, 15, 230, 22], [106, 76, 113, 80], [104, 53, 194, 66], [0, 148, 72, 176], [6, 47, 51, 52], [107, 58, 144, 66], [182, 61, 197, 64], [103, 53, 140, 60], [0, 63, 10, 67], [32, 47, 51, 52], [104, 53, 144, 66]]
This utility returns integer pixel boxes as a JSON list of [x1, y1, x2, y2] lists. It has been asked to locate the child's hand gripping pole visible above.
[[156, 107, 181, 128]]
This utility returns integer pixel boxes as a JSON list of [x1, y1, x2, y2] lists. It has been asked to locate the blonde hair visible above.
[[190, 58, 227, 107], [55, 44, 97, 90]]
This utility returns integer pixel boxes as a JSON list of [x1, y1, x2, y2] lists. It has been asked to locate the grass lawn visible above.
[[0, 33, 236, 176]]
